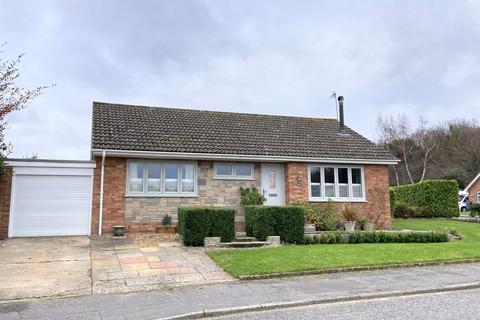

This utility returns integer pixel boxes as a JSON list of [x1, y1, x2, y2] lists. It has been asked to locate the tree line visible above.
[[377, 115, 480, 189]]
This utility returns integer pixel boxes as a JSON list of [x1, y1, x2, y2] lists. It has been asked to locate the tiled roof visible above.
[[91, 101, 398, 162]]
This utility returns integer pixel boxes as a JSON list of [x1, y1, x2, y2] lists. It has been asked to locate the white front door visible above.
[[261, 164, 285, 205]]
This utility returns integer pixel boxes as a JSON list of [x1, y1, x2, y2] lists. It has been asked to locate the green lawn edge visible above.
[[207, 219, 480, 278]]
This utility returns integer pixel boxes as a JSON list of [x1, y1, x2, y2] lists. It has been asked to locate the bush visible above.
[[162, 214, 172, 227], [393, 202, 414, 218], [304, 232, 342, 244], [177, 207, 235, 246], [240, 186, 266, 205], [292, 200, 339, 231], [390, 180, 459, 218], [470, 203, 480, 217], [245, 206, 305, 244], [303, 230, 449, 244]]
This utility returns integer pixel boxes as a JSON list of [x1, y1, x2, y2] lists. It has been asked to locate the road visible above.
[[207, 289, 480, 320]]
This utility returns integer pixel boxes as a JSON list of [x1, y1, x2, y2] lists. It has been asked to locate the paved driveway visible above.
[[91, 237, 233, 294], [0, 237, 91, 301]]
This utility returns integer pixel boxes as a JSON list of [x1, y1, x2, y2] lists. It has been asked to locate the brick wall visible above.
[[284, 163, 392, 228], [0, 168, 12, 239], [91, 157, 127, 235], [285, 162, 309, 203], [468, 177, 480, 204]]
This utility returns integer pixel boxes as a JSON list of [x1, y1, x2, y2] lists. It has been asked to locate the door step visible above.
[[218, 241, 269, 248], [234, 236, 258, 242]]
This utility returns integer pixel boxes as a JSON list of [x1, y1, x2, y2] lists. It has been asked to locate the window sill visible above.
[[125, 194, 199, 198], [212, 177, 256, 181], [308, 198, 367, 203]]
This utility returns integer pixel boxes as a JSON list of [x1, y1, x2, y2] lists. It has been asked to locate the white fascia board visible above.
[[91, 149, 400, 165], [6, 160, 96, 169], [465, 172, 480, 192]]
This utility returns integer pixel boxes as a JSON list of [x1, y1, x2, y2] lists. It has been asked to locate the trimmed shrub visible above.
[[390, 180, 459, 218], [304, 230, 449, 244], [304, 232, 342, 244], [177, 207, 235, 246], [393, 202, 414, 218], [245, 206, 305, 244]]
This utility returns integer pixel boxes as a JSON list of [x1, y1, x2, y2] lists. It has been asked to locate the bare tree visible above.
[[412, 117, 439, 182], [377, 114, 415, 184], [0, 43, 51, 174]]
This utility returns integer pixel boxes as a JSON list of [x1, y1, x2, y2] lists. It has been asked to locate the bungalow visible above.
[[465, 172, 480, 204], [0, 97, 399, 238], [90, 98, 398, 235]]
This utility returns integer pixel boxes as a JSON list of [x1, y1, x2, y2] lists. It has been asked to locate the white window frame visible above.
[[477, 192, 480, 204], [126, 160, 197, 197], [308, 164, 366, 202], [213, 162, 254, 180]]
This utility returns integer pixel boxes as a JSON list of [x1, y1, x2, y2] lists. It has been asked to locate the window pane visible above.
[[235, 164, 252, 177], [164, 164, 178, 192], [269, 170, 276, 188], [352, 168, 362, 184], [129, 163, 144, 192], [324, 167, 335, 183], [181, 164, 194, 192], [216, 164, 232, 176], [353, 184, 363, 198], [325, 184, 335, 197], [147, 163, 161, 192], [310, 167, 320, 183], [338, 168, 348, 184], [311, 184, 321, 197], [339, 184, 349, 197]]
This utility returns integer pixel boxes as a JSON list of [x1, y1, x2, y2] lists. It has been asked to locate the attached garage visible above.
[[4, 160, 95, 237]]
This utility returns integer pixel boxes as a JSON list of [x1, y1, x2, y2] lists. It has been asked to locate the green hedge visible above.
[[177, 207, 235, 246], [304, 231, 449, 244], [390, 180, 459, 218], [245, 206, 305, 244]]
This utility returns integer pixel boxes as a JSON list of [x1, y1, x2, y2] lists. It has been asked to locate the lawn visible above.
[[207, 219, 480, 277]]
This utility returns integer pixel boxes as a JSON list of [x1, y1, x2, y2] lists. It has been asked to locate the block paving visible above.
[[90, 237, 233, 294]]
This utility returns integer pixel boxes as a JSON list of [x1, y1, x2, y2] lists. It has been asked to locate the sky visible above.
[[2, 0, 480, 160]]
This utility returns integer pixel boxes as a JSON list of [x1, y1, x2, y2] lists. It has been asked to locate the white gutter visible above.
[[91, 148, 400, 165], [98, 150, 106, 235]]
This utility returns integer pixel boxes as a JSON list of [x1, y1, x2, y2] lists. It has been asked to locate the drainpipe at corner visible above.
[[99, 150, 106, 235]]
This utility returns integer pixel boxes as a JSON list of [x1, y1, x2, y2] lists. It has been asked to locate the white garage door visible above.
[[10, 174, 92, 237]]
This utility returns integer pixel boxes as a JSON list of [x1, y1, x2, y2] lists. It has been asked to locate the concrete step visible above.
[[218, 241, 269, 248], [235, 231, 247, 237], [235, 236, 258, 242]]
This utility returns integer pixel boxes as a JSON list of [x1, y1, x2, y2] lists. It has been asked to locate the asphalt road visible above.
[[207, 288, 480, 320]]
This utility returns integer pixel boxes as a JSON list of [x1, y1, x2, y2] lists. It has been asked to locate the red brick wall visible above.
[[0, 168, 12, 239], [468, 177, 480, 204], [285, 163, 309, 203], [92, 157, 127, 235], [284, 163, 392, 229]]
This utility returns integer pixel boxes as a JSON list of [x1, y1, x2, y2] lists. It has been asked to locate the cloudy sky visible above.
[[2, 0, 479, 159]]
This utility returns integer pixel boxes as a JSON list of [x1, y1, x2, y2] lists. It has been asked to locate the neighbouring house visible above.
[[0, 98, 399, 238], [465, 172, 480, 204]]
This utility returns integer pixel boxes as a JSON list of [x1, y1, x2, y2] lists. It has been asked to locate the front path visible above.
[[91, 237, 232, 294], [2, 262, 480, 319]]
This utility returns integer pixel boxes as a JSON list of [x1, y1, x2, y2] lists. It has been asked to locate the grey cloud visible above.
[[1, 0, 480, 159]]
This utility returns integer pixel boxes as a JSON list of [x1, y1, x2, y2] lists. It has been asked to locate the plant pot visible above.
[[113, 225, 126, 237], [343, 221, 356, 232], [364, 222, 375, 231]]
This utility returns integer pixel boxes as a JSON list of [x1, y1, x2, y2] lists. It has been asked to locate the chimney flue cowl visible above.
[[337, 96, 348, 135]]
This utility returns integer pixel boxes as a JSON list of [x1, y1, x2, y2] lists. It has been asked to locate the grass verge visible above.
[[207, 219, 480, 277]]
